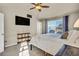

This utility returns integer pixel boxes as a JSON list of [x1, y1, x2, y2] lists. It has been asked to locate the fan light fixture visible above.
[[30, 3, 49, 12], [36, 5, 42, 10]]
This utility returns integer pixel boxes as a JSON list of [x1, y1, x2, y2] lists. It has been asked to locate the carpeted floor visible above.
[[0, 41, 46, 56], [1, 41, 79, 56]]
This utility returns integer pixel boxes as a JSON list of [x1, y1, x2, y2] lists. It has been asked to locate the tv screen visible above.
[[15, 16, 30, 26]]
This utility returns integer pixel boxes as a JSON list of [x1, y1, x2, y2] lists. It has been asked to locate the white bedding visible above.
[[32, 33, 61, 40], [30, 33, 64, 55], [30, 30, 79, 55]]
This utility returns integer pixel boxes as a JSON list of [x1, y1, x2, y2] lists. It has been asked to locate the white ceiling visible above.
[[0, 3, 79, 19]]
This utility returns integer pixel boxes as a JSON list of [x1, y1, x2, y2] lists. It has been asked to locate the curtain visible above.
[[63, 16, 69, 32]]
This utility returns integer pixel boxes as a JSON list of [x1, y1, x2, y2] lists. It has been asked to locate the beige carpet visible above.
[[0, 41, 46, 56], [1, 41, 79, 56]]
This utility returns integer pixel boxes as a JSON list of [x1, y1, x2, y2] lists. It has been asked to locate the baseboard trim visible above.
[[5, 43, 17, 47]]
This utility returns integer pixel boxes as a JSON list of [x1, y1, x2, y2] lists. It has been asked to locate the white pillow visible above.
[[67, 30, 76, 39], [68, 30, 79, 42]]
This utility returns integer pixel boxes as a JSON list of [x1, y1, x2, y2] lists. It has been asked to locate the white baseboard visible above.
[[5, 43, 17, 47]]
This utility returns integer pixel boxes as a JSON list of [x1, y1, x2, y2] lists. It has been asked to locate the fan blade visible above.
[[31, 3, 36, 5], [38, 3, 42, 5], [32, 3, 42, 5], [30, 7, 35, 10], [41, 6, 49, 8]]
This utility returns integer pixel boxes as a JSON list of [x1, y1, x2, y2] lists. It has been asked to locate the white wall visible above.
[[0, 6, 38, 47], [69, 12, 79, 30], [40, 12, 79, 34], [0, 4, 79, 47]]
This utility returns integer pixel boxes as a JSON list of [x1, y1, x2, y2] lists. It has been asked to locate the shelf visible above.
[[17, 32, 31, 43]]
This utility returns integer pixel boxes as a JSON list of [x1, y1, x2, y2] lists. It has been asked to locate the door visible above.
[[0, 13, 4, 53]]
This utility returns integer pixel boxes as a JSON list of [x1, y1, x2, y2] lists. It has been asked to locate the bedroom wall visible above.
[[68, 12, 79, 30], [0, 4, 79, 47], [41, 20, 46, 34], [0, 7, 3, 12], [41, 12, 79, 33], [0, 6, 38, 47]]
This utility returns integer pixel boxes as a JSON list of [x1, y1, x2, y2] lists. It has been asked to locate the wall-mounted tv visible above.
[[15, 16, 30, 26]]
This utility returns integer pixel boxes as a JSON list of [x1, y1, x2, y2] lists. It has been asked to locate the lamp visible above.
[[74, 18, 79, 30]]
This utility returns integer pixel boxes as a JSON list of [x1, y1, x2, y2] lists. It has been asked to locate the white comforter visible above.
[[30, 34, 64, 55]]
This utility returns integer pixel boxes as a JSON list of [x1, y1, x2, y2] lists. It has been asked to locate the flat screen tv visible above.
[[15, 16, 30, 26]]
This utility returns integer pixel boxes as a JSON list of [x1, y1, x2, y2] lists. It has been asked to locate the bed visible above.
[[29, 33, 64, 55], [29, 30, 79, 56]]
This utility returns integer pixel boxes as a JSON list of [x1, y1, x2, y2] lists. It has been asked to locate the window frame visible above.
[[46, 17, 64, 34]]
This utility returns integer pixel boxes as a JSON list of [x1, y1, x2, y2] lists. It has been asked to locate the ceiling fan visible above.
[[30, 3, 50, 12]]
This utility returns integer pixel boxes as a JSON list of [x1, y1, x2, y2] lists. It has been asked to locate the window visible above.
[[47, 18, 63, 34]]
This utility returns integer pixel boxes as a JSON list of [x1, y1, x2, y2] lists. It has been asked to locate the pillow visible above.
[[61, 32, 69, 39], [69, 30, 79, 42], [67, 30, 76, 39]]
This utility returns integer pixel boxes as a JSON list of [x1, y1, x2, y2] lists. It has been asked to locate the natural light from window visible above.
[[19, 42, 30, 56], [47, 18, 63, 34]]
